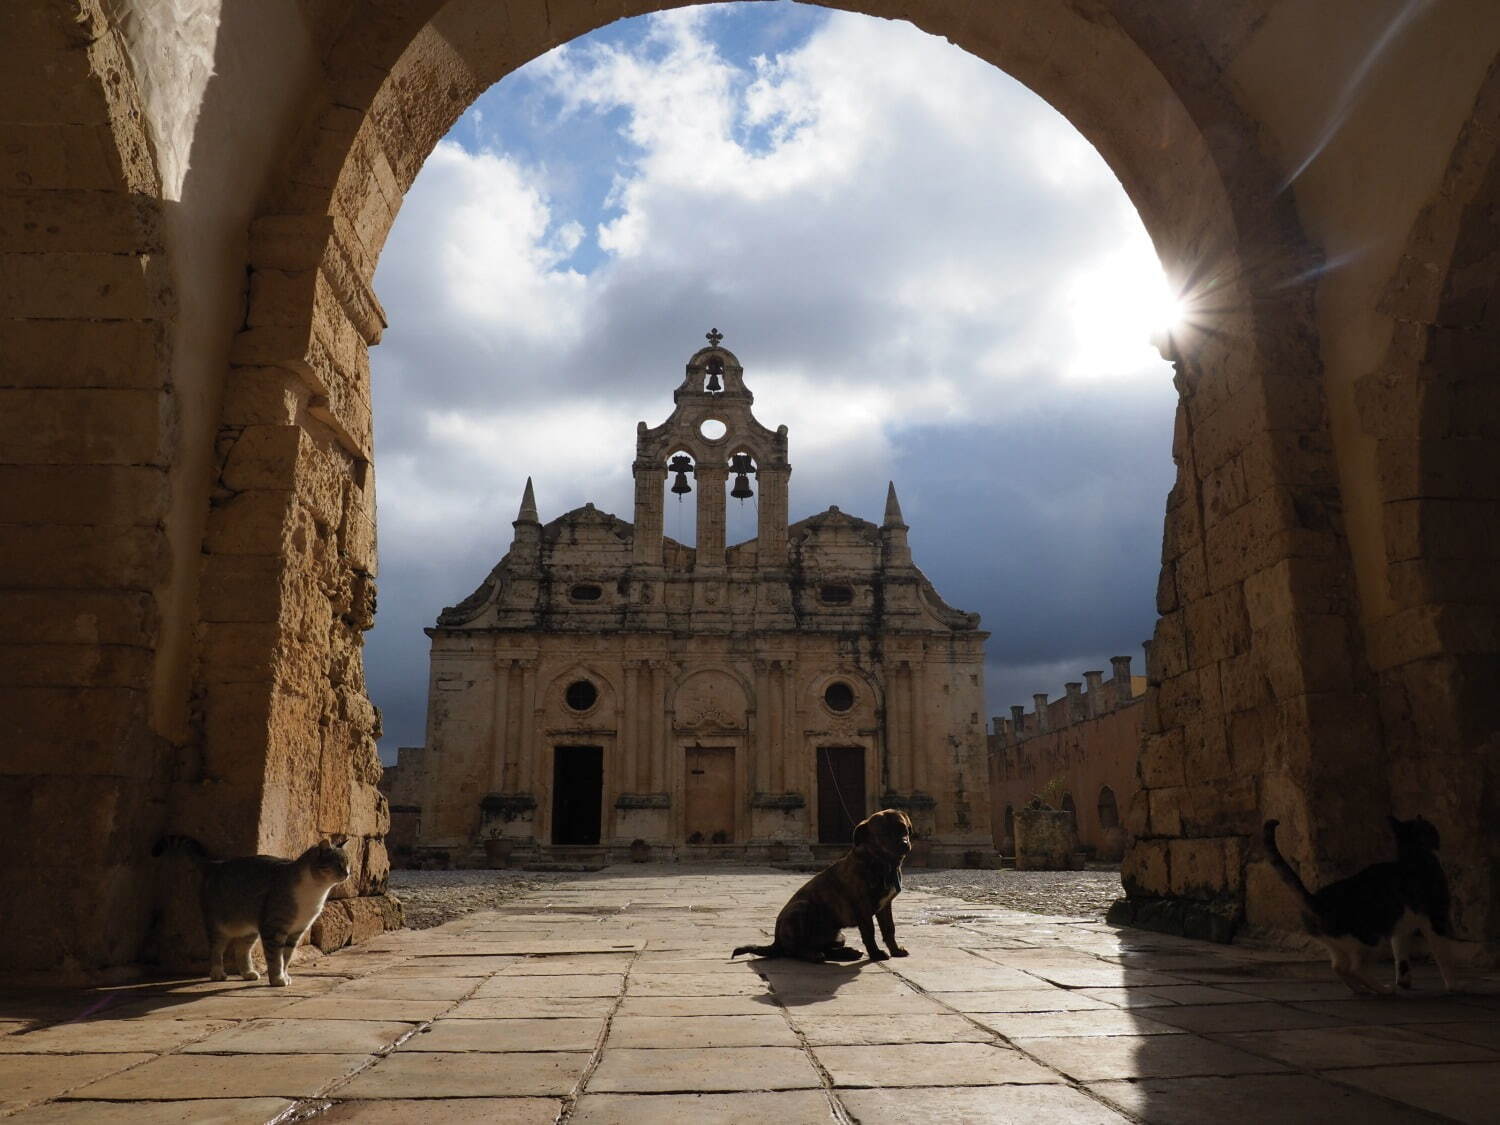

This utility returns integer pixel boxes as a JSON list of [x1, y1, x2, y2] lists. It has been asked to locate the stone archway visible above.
[[8, 1, 1500, 972], [215, 0, 1345, 950]]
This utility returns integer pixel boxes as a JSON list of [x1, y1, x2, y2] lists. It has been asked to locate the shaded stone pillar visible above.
[[694, 465, 727, 567], [1065, 682, 1085, 724], [753, 659, 772, 793], [756, 465, 790, 564], [1083, 671, 1105, 717], [1111, 656, 1133, 705], [1010, 704, 1026, 740], [648, 660, 667, 792], [621, 660, 640, 793], [632, 461, 666, 565], [1033, 694, 1049, 733], [517, 660, 537, 796], [489, 655, 511, 793]]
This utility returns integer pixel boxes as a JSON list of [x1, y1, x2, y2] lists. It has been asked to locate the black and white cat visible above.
[[155, 836, 352, 987], [1263, 816, 1457, 994]]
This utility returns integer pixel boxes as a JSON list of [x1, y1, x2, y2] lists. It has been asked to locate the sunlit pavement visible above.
[[2, 867, 1498, 1123]]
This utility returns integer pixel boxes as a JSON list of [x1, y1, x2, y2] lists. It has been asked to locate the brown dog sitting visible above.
[[732, 808, 912, 962]]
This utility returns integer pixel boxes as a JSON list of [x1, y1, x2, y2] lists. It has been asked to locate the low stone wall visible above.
[[989, 657, 1144, 861]]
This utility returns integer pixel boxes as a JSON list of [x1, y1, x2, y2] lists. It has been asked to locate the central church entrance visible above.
[[552, 746, 603, 845], [817, 746, 866, 844], [684, 746, 735, 843]]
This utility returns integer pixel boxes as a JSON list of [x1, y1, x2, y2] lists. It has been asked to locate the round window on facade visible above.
[[824, 681, 855, 713], [565, 680, 598, 712]]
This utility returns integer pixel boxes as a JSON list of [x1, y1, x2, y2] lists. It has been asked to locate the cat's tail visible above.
[[152, 835, 210, 865], [731, 942, 781, 959], [1262, 820, 1316, 910]]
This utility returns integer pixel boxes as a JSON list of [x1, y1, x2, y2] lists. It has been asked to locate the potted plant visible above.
[[767, 840, 789, 863], [629, 838, 651, 863], [482, 833, 514, 869]]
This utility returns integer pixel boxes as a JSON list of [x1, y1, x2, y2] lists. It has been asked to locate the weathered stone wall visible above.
[[989, 661, 1143, 861], [379, 745, 427, 865]]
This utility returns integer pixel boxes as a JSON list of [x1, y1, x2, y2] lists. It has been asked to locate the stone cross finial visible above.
[[706, 328, 724, 347]]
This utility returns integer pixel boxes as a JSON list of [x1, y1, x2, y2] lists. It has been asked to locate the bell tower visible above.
[[633, 331, 791, 572]]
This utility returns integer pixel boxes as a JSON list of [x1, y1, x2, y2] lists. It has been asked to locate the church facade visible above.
[[415, 335, 992, 865]]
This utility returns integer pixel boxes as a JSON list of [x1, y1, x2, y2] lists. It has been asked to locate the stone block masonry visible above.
[[989, 654, 1145, 864]]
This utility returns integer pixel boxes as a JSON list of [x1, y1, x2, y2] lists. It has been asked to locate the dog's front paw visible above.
[[890, 947, 909, 957], [240, 970, 261, 981], [866, 949, 890, 962]]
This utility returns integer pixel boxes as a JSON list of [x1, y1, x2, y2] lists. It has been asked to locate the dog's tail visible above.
[[1262, 820, 1316, 911], [731, 943, 781, 959], [152, 835, 210, 866]]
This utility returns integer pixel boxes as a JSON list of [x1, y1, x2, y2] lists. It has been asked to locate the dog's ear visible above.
[[852, 817, 871, 847]]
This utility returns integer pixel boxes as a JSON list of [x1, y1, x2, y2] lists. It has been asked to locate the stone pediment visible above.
[[789, 505, 878, 542], [544, 503, 633, 543]]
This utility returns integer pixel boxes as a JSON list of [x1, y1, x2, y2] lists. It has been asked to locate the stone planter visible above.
[[629, 839, 651, 863], [1014, 808, 1082, 871], [483, 836, 514, 869], [767, 841, 789, 863]]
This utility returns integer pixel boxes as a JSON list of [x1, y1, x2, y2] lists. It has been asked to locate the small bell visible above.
[[705, 358, 724, 393], [669, 454, 693, 496], [729, 452, 755, 500]]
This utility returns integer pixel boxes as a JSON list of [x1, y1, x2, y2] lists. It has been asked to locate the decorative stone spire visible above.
[[516, 477, 539, 524], [512, 476, 541, 559], [883, 481, 907, 528], [880, 480, 911, 567]]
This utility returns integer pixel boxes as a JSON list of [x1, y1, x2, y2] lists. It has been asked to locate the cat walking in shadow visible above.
[[1263, 816, 1458, 995], [154, 836, 352, 986]]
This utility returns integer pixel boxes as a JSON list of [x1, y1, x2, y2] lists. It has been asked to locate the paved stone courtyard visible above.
[[2, 867, 1497, 1123]]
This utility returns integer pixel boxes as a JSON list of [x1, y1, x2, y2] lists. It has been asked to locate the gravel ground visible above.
[[389, 864, 1124, 928], [389, 869, 586, 929], [903, 866, 1124, 920]]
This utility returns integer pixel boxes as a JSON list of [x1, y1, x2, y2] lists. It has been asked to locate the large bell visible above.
[[669, 454, 693, 496], [729, 452, 755, 500], [705, 358, 724, 393]]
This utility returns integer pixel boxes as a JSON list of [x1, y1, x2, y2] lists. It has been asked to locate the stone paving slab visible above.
[[1089, 1074, 1437, 1124], [589, 1046, 821, 1092], [0, 1054, 156, 1114], [1014, 1033, 1288, 1081], [180, 1019, 414, 1055], [790, 1013, 992, 1045], [70, 1052, 373, 1099], [607, 1013, 799, 1047], [6, 865, 1500, 1122], [271, 997, 454, 1021], [403, 1016, 603, 1052], [472, 974, 624, 998], [838, 1084, 1131, 1123], [8, 1098, 296, 1124], [1215, 1023, 1499, 1069], [571, 1090, 835, 1123], [335, 1050, 591, 1097], [1326, 1061, 1500, 1124], [0, 1019, 234, 1053], [313, 1098, 562, 1123], [813, 1042, 1060, 1087]]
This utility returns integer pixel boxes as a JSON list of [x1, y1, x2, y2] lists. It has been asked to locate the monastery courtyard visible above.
[[2, 869, 1497, 1124]]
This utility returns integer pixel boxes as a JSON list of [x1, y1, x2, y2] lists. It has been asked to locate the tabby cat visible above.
[[154, 836, 352, 986], [1263, 816, 1457, 994]]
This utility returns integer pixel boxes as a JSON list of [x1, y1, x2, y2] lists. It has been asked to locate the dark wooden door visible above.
[[684, 746, 735, 843], [552, 746, 603, 845], [816, 746, 866, 844]]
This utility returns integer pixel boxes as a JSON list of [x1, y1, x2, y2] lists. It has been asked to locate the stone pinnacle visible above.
[[517, 476, 539, 523], [883, 480, 906, 528]]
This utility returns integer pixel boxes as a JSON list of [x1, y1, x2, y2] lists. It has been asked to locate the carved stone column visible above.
[[489, 655, 512, 793], [516, 659, 537, 795]]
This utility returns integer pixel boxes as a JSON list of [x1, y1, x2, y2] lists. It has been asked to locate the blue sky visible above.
[[365, 2, 1179, 758]]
